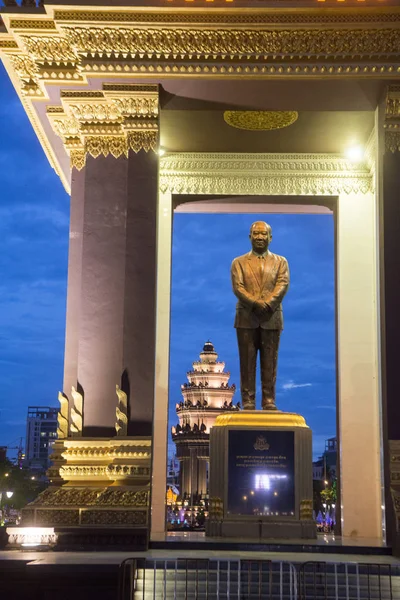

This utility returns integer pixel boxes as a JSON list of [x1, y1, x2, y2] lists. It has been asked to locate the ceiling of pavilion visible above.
[[26, 76, 384, 188], [160, 109, 374, 154], [159, 79, 380, 154]]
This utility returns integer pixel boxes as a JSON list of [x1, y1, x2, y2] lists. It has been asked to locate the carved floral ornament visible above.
[[385, 87, 400, 153], [224, 111, 298, 131], [159, 153, 373, 197], [2, 19, 400, 99], [47, 85, 159, 169]]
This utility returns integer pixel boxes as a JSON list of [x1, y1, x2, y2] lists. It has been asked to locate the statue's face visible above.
[[249, 222, 271, 254]]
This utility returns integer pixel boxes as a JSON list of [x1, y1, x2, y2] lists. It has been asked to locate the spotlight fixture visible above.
[[345, 144, 364, 163]]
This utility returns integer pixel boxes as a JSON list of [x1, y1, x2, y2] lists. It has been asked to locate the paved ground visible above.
[[0, 549, 399, 566]]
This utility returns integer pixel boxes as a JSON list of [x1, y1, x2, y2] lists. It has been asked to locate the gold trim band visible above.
[[214, 411, 308, 428]]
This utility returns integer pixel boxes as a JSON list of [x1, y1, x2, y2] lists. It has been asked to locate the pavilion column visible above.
[[56, 84, 160, 438], [380, 88, 400, 549], [151, 188, 173, 537], [75, 149, 158, 436], [63, 166, 85, 401], [337, 188, 383, 539], [19, 85, 160, 544]]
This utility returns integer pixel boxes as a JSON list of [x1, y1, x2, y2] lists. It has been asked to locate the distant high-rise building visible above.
[[0, 446, 7, 463], [312, 436, 337, 481], [25, 407, 58, 471]]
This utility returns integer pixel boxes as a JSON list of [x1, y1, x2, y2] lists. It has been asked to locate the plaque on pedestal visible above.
[[207, 411, 316, 539]]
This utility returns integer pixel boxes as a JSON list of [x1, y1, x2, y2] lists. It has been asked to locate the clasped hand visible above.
[[253, 300, 272, 317]]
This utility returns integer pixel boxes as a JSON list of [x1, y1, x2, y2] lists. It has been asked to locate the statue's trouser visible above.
[[236, 328, 281, 410]]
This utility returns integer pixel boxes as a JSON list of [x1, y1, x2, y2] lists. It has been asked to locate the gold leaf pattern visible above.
[[224, 111, 298, 131]]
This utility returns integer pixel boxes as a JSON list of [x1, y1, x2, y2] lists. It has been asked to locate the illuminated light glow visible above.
[[6, 491, 13, 499], [254, 473, 287, 491], [345, 144, 364, 163], [158, 147, 166, 157], [6, 527, 57, 548]]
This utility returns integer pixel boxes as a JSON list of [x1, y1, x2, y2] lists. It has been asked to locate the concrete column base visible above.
[[9, 437, 151, 549]]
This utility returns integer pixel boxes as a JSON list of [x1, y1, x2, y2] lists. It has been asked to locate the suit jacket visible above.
[[231, 251, 290, 330]]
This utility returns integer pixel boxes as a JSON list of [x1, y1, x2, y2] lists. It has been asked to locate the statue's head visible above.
[[249, 221, 272, 254]]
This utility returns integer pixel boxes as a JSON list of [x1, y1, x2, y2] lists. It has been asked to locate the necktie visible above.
[[258, 256, 264, 281]]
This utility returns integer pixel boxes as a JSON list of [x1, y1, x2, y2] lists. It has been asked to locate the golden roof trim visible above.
[[51, 6, 400, 25]]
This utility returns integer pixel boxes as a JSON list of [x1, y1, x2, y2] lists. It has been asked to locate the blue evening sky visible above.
[[169, 213, 335, 459], [0, 62, 335, 461]]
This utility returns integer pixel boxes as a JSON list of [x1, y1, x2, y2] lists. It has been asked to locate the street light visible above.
[[0, 490, 14, 525]]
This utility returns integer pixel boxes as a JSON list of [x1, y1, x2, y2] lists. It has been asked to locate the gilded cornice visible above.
[[160, 152, 373, 196], [0, 7, 399, 183], [49, 8, 400, 26], [1, 10, 400, 92], [63, 26, 400, 58], [47, 83, 159, 169], [51, 437, 152, 482]]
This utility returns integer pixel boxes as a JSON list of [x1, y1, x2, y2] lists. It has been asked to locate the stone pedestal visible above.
[[206, 411, 316, 540]]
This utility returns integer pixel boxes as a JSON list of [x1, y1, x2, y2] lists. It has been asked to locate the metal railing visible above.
[[298, 562, 397, 600], [118, 558, 399, 600]]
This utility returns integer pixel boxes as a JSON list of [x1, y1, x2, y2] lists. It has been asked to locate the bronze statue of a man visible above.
[[231, 221, 290, 411]]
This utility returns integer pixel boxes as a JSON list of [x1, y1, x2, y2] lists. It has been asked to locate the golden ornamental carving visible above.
[[80, 509, 147, 526], [62, 27, 400, 59], [128, 131, 158, 153], [112, 97, 158, 119], [224, 111, 298, 131], [52, 10, 400, 25], [57, 391, 69, 439], [71, 150, 86, 171], [9, 19, 56, 30], [85, 135, 127, 159], [300, 499, 313, 520], [28, 486, 149, 507], [68, 102, 121, 123], [46, 84, 159, 169], [385, 131, 400, 153], [59, 464, 150, 479], [21, 35, 77, 64], [70, 386, 83, 437], [7, 53, 41, 96], [160, 153, 372, 197], [115, 384, 128, 437], [0, 40, 18, 49]]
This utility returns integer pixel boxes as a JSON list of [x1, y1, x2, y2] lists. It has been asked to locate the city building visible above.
[[313, 437, 338, 481], [172, 341, 238, 501], [25, 407, 58, 472], [166, 455, 179, 489]]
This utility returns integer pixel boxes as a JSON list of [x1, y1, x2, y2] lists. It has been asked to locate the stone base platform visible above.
[[8, 436, 152, 550], [206, 411, 316, 540]]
